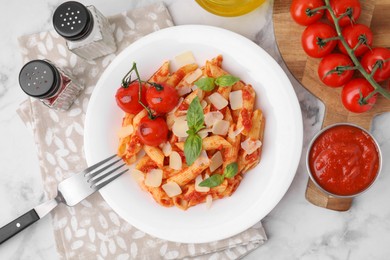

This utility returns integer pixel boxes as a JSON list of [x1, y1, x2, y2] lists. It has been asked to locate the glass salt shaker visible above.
[[19, 59, 83, 111], [52, 1, 117, 60]]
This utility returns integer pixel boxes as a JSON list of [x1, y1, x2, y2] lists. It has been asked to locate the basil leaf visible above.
[[184, 133, 202, 166], [194, 77, 215, 91], [199, 174, 224, 188], [223, 162, 239, 179], [186, 128, 196, 136], [186, 97, 204, 131], [215, 75, 240, 87]]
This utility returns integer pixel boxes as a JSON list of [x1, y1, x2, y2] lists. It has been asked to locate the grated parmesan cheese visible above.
[[172, 119, 189, 138], [208, 93, 228, 110], [209, 151, 223, 172], [117, 125, 134, 138], [145, 169, 163, 187], [169, 151, 182, 170], [229, 90, 243, 110], [174, 51, 196, 68], [241, 138, 262, 155], [212, 120, 229, 136], [177, 86, 192, 96], [161, 142, 172, 157], [162, 181, 182, 197], [228, 127, 244, 140], [195, 150, 210, 167], [130, 169, 144, 184], [185, 68, 203, 84], [204, 111, 224, 127]]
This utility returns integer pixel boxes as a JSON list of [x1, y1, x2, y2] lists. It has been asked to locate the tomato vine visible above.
[[323, 0, 390, 103], [291, 0, 390, 112]]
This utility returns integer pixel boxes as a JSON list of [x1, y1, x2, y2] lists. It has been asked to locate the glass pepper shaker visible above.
[[52, 1, 117, 60], [19, 59, 83, 111]]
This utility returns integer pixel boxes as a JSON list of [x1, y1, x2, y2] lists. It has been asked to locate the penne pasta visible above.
[[248, 109, 264, 140], [144, 145, 164, 168], [117, 53, 265, 210], [223, 124, 241, 171], [147, 186, 174, 207], [168, 157, 210, 186], [133, 109, 148, 129], [224, 107, 233, 123], [236, 84, 256, 136], [210, 54, 223, 67], [175, 142, 185, 151], [149, 61, 170, 83], [165, 63, 198, 87], [202, 136, 231, 150]]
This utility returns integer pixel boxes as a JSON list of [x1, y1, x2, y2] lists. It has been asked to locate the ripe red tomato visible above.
[[361, 47, 390, 82], [341, 78, 377, 113], [115, 81, 147, 114], [301, 22, 337, 58], [136, 116, 168, 146], [146, 83, 179, 114], [338, 24, 373, 57], [326, 0, 361, 27], [318, 53, 354, 87], [290, 0, 325, 26]]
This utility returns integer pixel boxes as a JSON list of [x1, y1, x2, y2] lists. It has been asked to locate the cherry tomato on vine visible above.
[[326, 0, 361, 27], [341, 78, 377, 113], [290, 0, 325, 26], [301, 22, 338, 58], [338, 24, 373, 57], [136, 116, 168, 146], [361, 47, 390, 82], [115, 81, 147, 114], [318, 53, 354, 87], [145, 83, 179, 114]]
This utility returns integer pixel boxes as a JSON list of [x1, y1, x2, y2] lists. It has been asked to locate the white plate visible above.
[[84, 25, 303, 244]]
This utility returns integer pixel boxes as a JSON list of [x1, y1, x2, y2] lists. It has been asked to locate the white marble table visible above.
[[0, 0, 389, 259]]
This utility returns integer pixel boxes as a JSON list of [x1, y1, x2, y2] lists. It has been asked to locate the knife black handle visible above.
[[0, 209, 40, 244]]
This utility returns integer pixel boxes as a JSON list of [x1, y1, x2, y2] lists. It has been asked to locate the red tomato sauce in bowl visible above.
[[307, 124, 381, 197]]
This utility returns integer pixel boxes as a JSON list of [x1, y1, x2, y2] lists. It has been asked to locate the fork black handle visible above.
[[0, 209, 40, 244]]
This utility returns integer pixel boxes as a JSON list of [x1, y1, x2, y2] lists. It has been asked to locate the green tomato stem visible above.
[[131, 62, 156, 120], [370, 60, 382, 77], [320, 36, 341, 44], [352, 35, 369, 52], [362, 89, 378, 103], [121, 66, 135, 88], [324, 0, 390, 102], [324, 65, 358, 79], [335, 7, 353, 21], [306, 5, 328, 16]]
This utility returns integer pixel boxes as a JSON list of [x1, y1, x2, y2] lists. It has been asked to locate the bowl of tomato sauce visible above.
[[306, 123, 382, 198]]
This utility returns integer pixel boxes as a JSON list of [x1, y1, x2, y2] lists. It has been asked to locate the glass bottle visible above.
[[52, 1, 117, 60], [19, 59, 83, 111], [195, 0, 265, 17]]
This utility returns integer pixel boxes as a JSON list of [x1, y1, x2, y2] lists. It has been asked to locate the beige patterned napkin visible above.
[[17, 3, 267, 259]]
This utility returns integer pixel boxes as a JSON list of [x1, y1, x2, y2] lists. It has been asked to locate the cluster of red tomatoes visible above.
[[290, 0, 390, 113], [115, 78, 179, 146]]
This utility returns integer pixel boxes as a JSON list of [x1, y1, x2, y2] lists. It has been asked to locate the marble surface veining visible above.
[[0, 0, 389, 259]]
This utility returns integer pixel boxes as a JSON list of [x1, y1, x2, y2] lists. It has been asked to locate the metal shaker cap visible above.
[[53, 1, 94, 41], [19, 60, 61, 98]]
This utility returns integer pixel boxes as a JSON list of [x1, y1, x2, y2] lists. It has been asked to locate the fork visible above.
[[0, 154, 127, 244]]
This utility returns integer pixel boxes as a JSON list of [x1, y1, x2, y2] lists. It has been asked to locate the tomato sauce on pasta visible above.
[[116, 53, 265, 210]]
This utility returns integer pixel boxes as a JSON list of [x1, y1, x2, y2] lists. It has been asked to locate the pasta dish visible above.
[[115, 52, 265, 210]]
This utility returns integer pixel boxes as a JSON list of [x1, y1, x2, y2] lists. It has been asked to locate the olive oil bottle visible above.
[[195, 0, 266, 17]]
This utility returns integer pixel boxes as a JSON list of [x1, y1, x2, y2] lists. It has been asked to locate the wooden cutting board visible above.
[[273, 0, 390, 211]]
